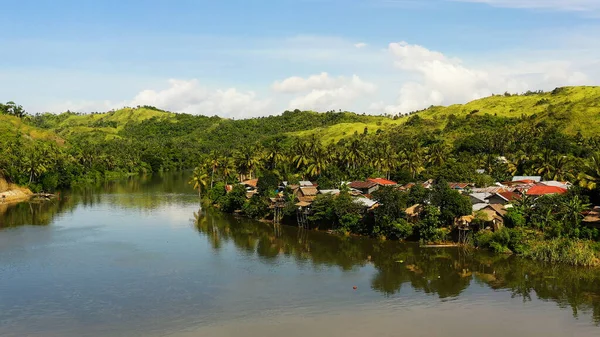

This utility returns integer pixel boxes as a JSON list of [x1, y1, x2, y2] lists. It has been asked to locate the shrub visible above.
[[242, 195, 270, 219], [523, 239, 600, 267], [504, 208, 526, 228], [391, 219, 414, 240], [221, 185, 247, 213], [208, 182, 227, 204]]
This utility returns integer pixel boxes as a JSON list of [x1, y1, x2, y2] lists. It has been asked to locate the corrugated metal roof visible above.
[[368, 178, 398, 186], [526, 185, 568, 196], [354, 197, 378, 208], [512, 176, 542, 182], [349, 181, 377, 189]]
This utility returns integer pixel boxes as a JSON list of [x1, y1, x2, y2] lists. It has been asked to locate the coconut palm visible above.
[[306, 146, 329, 178], [208, 151, 221, 188], [189, 166, 209, 198], [561, 194, 591, 236], [549, 155, 573, 182], [265, 143, 286, 170], [220, 156, 236, 184], [427, 142, 448, 167], [292, 141, 311, 171], [401, 145, 425, 179], [578, 153, 600, 190], [235, 146, 261, 181], [535, 149, 555, 180]]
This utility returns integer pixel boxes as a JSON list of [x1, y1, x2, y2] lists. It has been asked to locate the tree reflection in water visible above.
[[194, 207, 600, 325]]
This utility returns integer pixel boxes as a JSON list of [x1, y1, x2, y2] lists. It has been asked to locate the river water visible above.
[[0, 172, 598, 336]]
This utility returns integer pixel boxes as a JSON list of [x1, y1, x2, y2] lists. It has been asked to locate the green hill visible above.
[[2, 85, 600, 192], [289, 86, 600, 141]]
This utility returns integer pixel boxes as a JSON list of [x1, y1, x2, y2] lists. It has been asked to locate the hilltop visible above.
[[10, 85, 598, 146]]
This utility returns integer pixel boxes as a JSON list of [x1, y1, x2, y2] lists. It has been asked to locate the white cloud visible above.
[[354, 42, 367, 49], [281, 74, 377, 111], [47, 79, 272, 118], [380, 41, 593, 114], [272, 72, 337, 93], [453, 0, 600, 12]]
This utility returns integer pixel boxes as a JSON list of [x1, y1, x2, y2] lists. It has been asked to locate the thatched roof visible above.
[[405, 204, 422, 216]]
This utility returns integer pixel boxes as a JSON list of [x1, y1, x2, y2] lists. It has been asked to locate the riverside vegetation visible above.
[[1, 86, 600, 265]]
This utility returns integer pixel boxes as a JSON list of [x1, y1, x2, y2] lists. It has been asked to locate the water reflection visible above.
[[0, 172, 195, 228], [194, 207, 600, 324]]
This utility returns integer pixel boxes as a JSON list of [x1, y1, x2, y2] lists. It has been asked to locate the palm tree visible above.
[[235, 146, 261, 181], [292, 141, 311, 171], [189, 166, 209, 198], [306, 146, 329, 178], [220, 156, 236, 184], [265, 143, 285, 170], [400, 142, 424, 179], [506, 151, 529, 177], [578, 153, 600, 190], [208, 151, 220, 189], [426, 142, 448, 167], [535, 149, 555, 180], [344, 138, 364, 170], [550, 155, 573, 182], [561, 195, 591, 236]]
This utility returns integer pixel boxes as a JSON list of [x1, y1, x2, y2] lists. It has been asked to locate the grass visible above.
[[522, 238, 600, 267], [289, 86, 600, 143], [0, 115, 64, 144]]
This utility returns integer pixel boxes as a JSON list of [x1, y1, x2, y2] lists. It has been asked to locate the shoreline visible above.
[[0, 187, 33, 205]]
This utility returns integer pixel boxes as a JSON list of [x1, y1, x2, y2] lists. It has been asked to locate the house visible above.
[[526, 185, 568, 196], [448, 182, 474, 191], [539, 181, 572, 190], [469, 192, 491, 205], [294, 186, 319, 204], [405, 204, 424, 223], [471, 186, 511, 194], [472, 203, 489, 212], [319, 189, 340, 195], [367, 178, 398, 187], [299, 181, 314, 187], [241, 179, 258, 190], [349, 181, 379, 195], [512, 176, 542, 183], [485, 191, 521, 205], [354, 196, 379, 211], [477, 204, 506, 231], [583, 207, 600, 228]]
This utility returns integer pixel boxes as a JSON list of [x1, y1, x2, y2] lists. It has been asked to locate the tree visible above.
[[578, 153, 600, 190], [235, 146, 261, 181], [189, 166, 209, 198], [221, 184, 247, 213], [535, 149, 555, 180], [560, 194, 590, 238], [0, 101, 26, 118], [257, 171, 279, 196], [430, 180, 472, 225], [417, 205, 442, 243], [208, 151, 221, 189], [427, 142, 448, 167]]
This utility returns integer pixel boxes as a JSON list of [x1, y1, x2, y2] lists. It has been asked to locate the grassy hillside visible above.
[[289, 86, 600, 142], [0, 114, 64, 144]]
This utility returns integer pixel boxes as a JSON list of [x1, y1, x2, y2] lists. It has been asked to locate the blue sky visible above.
[[1, 0, 599, 117]]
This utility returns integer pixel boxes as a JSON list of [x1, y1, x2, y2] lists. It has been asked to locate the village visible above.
[[234, 175, 600, 241]]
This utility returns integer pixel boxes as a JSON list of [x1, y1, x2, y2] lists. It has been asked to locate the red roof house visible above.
[[368, 178, 398, 186], [526, 185, 568, 196]]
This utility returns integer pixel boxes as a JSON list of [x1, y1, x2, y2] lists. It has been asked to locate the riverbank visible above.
[[0, 180, 33, 205]]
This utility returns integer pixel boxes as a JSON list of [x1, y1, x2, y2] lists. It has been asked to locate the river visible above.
[[0, 172, 598, 336]]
